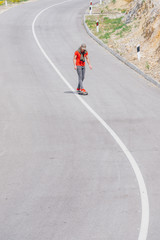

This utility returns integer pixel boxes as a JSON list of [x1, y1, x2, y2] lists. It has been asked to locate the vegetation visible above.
[[86, 16, 131, 42], [0, 0, 28, 5], [146, 62, 150, 70], [86, 0, 160, 81]]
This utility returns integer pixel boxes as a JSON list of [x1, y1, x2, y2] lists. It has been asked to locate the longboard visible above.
[[78, 91, 88, 96]]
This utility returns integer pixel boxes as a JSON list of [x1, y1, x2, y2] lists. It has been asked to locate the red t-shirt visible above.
[[74, 51, 88, 66]]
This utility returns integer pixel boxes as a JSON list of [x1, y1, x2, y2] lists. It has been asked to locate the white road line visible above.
[[32, 1, 149, 239]]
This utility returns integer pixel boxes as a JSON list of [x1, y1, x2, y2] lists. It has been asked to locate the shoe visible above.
[[80, 89, 88, 95], [77, 88, 80, 92], [80, 89, 87, 92]]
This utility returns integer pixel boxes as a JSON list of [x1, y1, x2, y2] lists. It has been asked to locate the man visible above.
[[73, 43, 92, 95]]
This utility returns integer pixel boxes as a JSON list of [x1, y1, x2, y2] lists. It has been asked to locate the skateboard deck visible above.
[[78, 91, 88, 96]]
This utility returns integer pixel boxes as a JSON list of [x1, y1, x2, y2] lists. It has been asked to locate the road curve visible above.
[[0, 0, 160, 239]]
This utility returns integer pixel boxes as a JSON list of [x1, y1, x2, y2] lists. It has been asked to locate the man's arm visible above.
[[73, 55, 77, 70], [86, 55, 92, 70]]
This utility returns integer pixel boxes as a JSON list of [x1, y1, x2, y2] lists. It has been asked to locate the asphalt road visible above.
[[0, 0, 160, 239]]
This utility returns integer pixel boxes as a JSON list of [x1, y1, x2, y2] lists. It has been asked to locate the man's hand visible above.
[[89, 64, 92, 70], [74, 65, 77, 70], [86, 55, 92, 70]]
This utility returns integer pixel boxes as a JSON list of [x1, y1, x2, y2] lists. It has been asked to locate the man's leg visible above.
[[77, 66, 84, 89], [82, 67, 86, 84]]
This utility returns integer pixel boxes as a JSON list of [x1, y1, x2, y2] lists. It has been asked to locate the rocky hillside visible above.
[[86, 0, 160, 82]]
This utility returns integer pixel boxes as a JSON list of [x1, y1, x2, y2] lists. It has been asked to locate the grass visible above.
[[86, 16, 131, 42], [120, 9, 127, 13], [146, 62, 150, 70], [116, 24, 131, 37], [85, 19, 96, 29]]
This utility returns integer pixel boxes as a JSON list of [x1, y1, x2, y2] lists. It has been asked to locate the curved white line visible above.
[[32, 1, 149, 239]]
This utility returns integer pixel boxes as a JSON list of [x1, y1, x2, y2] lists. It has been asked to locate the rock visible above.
[[124, 0, 144, 23]]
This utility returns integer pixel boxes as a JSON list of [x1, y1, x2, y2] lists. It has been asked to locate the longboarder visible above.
[[73, 43, 92, 95]]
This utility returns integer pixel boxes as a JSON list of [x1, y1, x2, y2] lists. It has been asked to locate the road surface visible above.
[[0, 0, 160, 239]]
